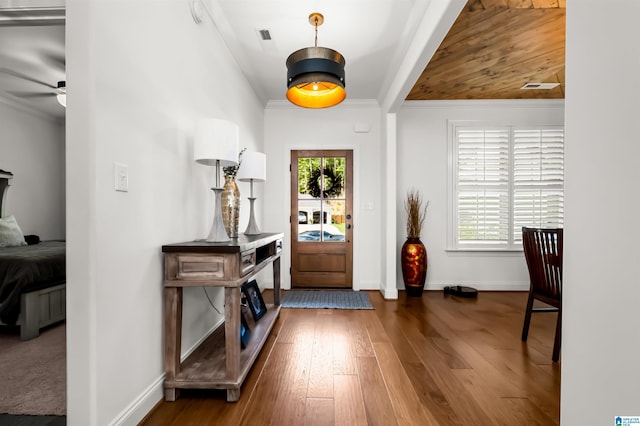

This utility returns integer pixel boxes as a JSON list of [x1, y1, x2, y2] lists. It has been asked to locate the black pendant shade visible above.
[[285, 13, 346, 108]]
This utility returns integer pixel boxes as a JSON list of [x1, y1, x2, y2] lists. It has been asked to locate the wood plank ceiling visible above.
[[407, 0, 565, 100]]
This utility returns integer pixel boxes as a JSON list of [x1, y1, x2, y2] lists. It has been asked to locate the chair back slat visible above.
[[522, 227, 563, 304]]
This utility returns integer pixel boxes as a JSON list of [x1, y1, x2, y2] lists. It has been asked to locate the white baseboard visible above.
[[351, 279, 398, 299], [108, 318, 224, 425], [108, 376, 164, 426], [357, 280, 382, 291], [380, 285, 399, 299]]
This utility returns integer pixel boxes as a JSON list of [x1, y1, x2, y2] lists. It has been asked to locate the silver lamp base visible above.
[[244, 197, 261, 235], [206, 188, 231, 242]]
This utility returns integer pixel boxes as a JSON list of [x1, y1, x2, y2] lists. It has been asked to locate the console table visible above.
[[162, 232, 283, 402]]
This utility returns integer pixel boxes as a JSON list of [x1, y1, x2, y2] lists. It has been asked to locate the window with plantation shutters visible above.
[[450, 124, 564, 250]]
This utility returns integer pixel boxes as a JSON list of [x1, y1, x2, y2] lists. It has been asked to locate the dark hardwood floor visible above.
[[140, 291, 560, 425]]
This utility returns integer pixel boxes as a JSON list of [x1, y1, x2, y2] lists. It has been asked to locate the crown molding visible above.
[[401, 99, 565, 109], [0, 1, 65, 26]]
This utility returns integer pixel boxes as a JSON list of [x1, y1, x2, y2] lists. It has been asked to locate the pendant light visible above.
[[56, 81, 66, 107], [286, 13, 346, 108]]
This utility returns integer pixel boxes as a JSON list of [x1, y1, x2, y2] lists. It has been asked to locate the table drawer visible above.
[[173, 254, 228, 280]]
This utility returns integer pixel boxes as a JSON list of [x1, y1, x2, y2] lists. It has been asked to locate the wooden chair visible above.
[[521, 227, 563, 362]]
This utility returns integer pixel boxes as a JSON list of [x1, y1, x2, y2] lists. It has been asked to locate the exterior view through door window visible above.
[[297, 156, 346, 242]]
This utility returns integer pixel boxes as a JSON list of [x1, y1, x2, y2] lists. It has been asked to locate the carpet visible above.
[[0, 323, 66, 416], [0, 414, 65, 426], [281, 290, 373, 309]]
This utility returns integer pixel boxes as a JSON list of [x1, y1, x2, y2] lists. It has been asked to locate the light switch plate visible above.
[[114, 162, 128, 192]]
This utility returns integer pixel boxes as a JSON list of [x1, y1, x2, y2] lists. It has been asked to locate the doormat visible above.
[[281, 290, 373, 309]]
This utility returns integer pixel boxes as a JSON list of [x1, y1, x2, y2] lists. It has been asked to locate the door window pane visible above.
[[297, 156, 346, 242], [322, 157, 345, 199]]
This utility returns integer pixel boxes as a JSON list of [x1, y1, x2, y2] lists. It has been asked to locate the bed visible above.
[[0, 169, 66, 340]]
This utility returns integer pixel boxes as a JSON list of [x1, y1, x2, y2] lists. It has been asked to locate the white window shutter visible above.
[[456, 128, 510, 244], [513, 128, 564, 240]]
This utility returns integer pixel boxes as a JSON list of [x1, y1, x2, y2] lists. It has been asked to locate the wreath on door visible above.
[[307, 167, 343, 198]]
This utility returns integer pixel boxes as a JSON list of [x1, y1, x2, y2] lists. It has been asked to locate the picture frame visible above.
[[241, 279, 267, 321]]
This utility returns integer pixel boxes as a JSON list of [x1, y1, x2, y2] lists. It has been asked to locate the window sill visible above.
[[445, 249, 524, 257]]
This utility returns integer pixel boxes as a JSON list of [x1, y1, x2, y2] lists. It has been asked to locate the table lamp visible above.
[[194, 118, 239, 242], [236, 151, 266, 235]]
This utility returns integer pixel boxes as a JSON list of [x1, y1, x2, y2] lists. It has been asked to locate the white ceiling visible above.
[[0, 0, 461, 118], [208, 0, 425, 104], [0, 24, 65, 119]]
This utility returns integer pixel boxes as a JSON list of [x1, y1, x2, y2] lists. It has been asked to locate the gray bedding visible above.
[[0, 241, 65, 325]]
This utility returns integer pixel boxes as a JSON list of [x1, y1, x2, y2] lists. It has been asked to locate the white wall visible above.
[[0, 102, 64, 239], [397, 100, 564, 291], [66, 1, 264, 424], [264, 101, 383, 291], [562, 1, 640, 423]]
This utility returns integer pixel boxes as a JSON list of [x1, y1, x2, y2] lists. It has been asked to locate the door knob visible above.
[[346, 224, 352, 229]]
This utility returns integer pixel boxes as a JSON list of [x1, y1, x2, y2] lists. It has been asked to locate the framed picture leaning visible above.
[[242, 279, 267, 321]]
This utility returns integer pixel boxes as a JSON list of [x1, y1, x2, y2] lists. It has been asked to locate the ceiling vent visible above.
[[256, 28, 276, 52], [258, 29, 271, 41], [521, 82, 560, 90]]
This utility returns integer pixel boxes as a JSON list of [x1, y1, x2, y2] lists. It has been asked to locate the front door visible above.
[[290, 150, 353, 288]]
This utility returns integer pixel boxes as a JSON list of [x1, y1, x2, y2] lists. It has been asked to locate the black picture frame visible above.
[[242, 280, 267, 321]]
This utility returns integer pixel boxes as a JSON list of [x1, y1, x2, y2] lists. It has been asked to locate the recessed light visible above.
[[521, 82, 560, 90]]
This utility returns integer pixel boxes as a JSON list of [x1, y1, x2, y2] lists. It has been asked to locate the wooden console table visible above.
[[162, 232, 283, 402]]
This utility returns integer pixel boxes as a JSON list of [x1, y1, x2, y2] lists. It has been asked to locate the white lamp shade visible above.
[[237, 151, 266, 182], [194, 118, 239, 167]]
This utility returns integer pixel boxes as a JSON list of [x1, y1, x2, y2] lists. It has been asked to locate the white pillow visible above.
[[0, 215, 27, 247]]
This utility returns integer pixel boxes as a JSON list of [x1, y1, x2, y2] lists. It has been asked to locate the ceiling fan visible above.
[[0, 67, 66, 107]]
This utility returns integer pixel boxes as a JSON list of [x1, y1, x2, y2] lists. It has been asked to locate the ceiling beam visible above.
[[380, 0, 467, 113]]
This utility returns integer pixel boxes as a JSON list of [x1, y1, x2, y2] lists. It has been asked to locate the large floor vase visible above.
[[401, 237, 428, 297]]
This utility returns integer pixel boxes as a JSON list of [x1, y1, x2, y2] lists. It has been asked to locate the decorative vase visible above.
[[401, 237, 428, 297], [222, 174, 240, 238]]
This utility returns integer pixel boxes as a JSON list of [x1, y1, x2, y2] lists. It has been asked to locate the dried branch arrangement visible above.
[[405, 189, 428, 239]]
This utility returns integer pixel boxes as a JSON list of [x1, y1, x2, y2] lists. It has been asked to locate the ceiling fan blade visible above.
[[41, 51, 66, 72], [8, 91, 55, 98], [0, 67, 56, 89]]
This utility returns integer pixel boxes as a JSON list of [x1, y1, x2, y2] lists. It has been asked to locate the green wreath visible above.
[[307, 167, 343, 198]]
